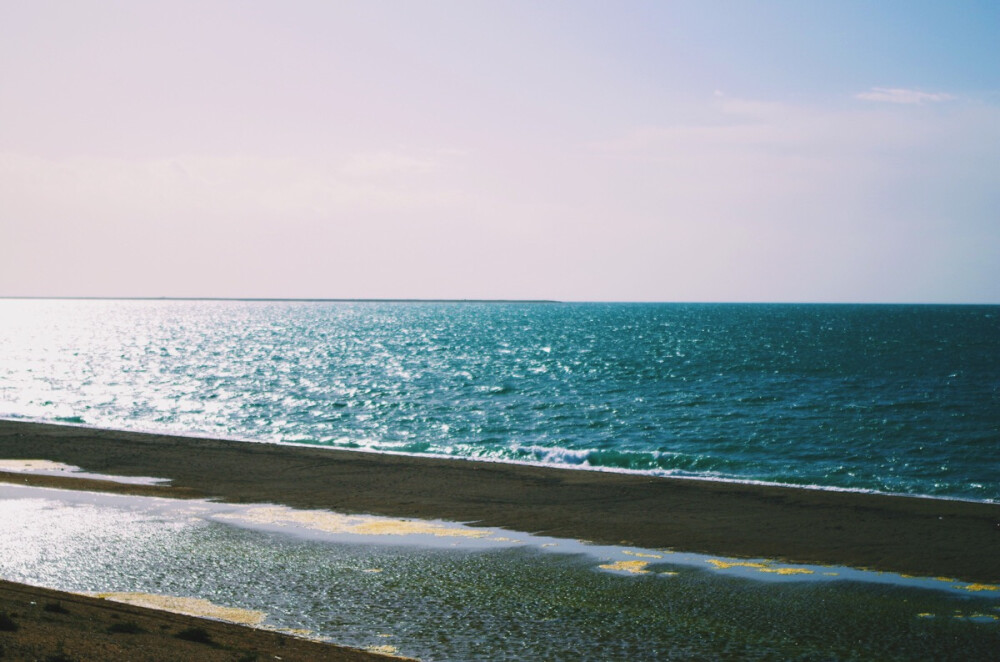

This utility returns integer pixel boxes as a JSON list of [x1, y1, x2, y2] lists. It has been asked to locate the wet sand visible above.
[[2, 419, 999, 584]]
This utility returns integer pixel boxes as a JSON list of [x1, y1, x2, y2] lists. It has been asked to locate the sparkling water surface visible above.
[[1, 299, 997, 501], [1, 485, 997, 661]]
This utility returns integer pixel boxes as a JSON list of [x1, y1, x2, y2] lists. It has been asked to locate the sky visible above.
[[1, 0, 998, 303]]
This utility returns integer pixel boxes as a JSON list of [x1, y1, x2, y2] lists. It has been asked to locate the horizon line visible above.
[[1, 296, 997, 306]]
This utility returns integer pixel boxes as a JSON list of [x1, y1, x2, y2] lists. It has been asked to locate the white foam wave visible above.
[[3, 416, 996, 505]]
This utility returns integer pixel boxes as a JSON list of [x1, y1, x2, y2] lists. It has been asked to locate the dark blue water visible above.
[[1, 300, 997, 501]]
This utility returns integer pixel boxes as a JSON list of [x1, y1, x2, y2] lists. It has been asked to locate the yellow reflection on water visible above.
[[599, 560, 651, 574], [90, 592, 266, 626], [367, 644, 400, 655], [215, 505, 495, 539], [622, 550, 665, 559], [705, 558, 815, 575], [706, 559, 766, 570]]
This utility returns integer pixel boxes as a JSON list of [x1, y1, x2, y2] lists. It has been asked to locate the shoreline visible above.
[[0, 578, 406, 660], [1, 419, 999, 584], [10, 416, 996, 506]]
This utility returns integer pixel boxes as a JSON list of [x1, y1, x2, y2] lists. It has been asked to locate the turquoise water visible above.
[[1, 299, 997, 501]]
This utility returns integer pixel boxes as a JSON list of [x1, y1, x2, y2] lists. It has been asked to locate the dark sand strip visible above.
[[0, 579, 405, 661], [2, 419, 999, 583]]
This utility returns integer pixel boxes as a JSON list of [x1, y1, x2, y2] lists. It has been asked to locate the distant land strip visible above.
[[0, 296, 562, 303]]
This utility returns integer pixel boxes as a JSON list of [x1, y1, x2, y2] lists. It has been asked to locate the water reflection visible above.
[[0, 484, 997, 660]]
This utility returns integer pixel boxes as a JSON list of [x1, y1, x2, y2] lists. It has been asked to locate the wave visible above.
[[4, 414, 996, 505], [510, 445, 749, 474]]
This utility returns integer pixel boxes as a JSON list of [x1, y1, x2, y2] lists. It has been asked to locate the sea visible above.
[[1, 298, 997, 503], [2, 298, 1000, 659]]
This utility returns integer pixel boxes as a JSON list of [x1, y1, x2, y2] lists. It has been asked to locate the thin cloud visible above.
[[855, 87, 955, 105], [340, 151, 440, 177], [0, 152, 464, 220]]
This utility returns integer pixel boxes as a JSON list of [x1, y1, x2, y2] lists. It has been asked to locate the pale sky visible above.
[[1, 0, 998, 302]]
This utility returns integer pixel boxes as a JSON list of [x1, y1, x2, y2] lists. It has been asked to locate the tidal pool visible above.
[[0, 484, 997, 660]]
